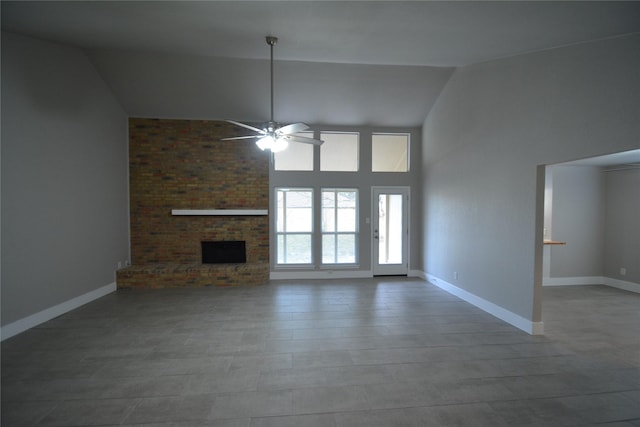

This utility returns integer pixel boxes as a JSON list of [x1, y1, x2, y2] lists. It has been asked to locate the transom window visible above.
[[273, 132, 314, 171], [372, 133, 409, 172], [320, 132, 359, 172]]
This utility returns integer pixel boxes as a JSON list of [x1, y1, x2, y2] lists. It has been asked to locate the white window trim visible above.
[[275, 188, 314, 266], [321, 188, 359, 266]]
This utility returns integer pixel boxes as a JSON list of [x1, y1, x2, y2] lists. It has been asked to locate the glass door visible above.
[[373, 187, 409, 276]]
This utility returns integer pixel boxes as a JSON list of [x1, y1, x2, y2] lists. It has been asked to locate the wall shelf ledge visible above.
[[171, 209, 268, 216]]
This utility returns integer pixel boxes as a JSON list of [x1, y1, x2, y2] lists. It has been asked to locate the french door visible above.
[[372, 187, 409, 276]]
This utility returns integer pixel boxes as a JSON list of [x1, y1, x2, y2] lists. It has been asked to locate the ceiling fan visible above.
[[222, 36, 324, 152]]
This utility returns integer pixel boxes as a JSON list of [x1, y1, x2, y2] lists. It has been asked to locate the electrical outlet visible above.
[[117, 261, 122, 269], [454, 271, 459, 280], [620, 267, 626, 276]]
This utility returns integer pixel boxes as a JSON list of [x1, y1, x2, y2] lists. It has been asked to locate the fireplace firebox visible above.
[[201, 241, 246, 264]]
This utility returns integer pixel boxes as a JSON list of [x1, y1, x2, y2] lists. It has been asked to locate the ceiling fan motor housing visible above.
[[266, 36, 278, 46]]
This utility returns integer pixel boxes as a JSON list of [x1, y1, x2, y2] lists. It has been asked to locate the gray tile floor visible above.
[[2, 278, 639, 426]]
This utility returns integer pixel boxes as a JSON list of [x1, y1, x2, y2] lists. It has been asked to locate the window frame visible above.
[[320, 188, 359, 266], [371, 132, 410, 173], [319, 131, 360, 172], [273, 131, 315, 171], [275, 187, 314, 266]]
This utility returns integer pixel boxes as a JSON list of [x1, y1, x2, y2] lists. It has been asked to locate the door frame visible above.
[[372, 186, 410, 276]]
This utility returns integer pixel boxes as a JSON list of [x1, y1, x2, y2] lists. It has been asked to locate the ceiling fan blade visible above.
[[277, 122, 310, 135], [285, 135, 324, 146], [226, 120, 264, 134], [221, 135, 260, 141]]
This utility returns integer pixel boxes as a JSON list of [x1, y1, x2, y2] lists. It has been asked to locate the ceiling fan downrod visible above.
[[221, 35, 324, 150], [266, 36, 278, 124]]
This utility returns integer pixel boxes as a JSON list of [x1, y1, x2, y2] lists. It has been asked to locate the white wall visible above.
[[1, 32, 129, 337], [421, 34, 640, 333]]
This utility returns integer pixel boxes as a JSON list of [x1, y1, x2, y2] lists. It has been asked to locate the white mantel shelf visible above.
[[171, 209, 268, 216]]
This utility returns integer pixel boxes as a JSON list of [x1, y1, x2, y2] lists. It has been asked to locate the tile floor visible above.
[[1, 278, 639, 426]]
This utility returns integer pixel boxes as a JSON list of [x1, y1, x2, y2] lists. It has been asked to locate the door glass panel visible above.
[[378, 194, 403, 264]]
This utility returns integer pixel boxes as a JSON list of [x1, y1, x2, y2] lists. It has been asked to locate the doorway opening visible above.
[[534, 149, 640, 331]]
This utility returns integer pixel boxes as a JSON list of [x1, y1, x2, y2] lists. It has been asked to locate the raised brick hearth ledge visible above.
[[116, 263, 270, 288]]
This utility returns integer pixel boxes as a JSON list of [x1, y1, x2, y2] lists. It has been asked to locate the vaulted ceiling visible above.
[[3, 1, 640, 127]]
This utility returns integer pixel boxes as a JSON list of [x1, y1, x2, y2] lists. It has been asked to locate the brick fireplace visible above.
[[116, 118, 270, 288]]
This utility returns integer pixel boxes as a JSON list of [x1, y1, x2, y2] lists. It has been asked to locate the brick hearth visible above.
[[116, 263, 269, 288]]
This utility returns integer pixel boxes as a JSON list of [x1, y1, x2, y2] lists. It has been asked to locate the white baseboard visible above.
[[271, 269, 426, 281], [543, 276, 603, 286], [543, 276, 640, 294], [409, 269, 426, 279], [0, 282, 117, 341], [602, 277, 640, 294], [425, 272, 544, 335], [270, 270, 373, 280]]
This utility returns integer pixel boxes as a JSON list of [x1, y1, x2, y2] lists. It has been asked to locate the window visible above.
[[320, 132, 359, 171], [274, 132, 314, 171], [372, 133, 409, 172], [276, 188, 313, 264], [322, 189, 358, 264]]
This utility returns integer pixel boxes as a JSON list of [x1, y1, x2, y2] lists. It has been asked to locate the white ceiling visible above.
[[3, 1, 640, 67], [2, 1, 640, 126]]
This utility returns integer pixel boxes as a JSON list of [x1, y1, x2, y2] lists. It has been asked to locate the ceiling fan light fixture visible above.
[[271, 137, 289, 153], [256, 135, 275, 151], [256, 134, 289, 153]]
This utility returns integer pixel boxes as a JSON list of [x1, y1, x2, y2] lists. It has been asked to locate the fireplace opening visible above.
[[201, 241, 246, 264]]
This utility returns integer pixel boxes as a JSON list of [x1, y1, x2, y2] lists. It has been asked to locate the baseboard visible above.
[[270, 270, 373, 280], [425, 272, 544, 335], [271, 269, 425, 281], [543, 276, 640, 294], [0, 282, 117, 341], [409, 269, 426, 279], [543, 276, 603, 286], [602, 277, 640, 294]]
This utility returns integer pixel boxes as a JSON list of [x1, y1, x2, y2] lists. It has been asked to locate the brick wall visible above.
[[124, 118, 269, 287]]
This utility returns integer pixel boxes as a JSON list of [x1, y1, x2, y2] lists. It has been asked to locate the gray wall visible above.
[[1, 32, 129, 326], [270, 126, 423, 274], [87, 49, 454, 128], [421, 34, 640, 323], [549, 165, 604, 277], [604, 168, 640, 284]]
